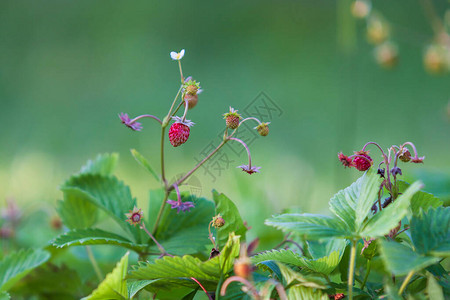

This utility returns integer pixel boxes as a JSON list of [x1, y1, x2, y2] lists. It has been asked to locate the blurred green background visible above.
[[1, 0, 449, 248]]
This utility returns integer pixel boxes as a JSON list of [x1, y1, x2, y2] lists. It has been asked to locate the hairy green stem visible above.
[[86, 246, 103, 281], [398, 271, 414, 295], [348, 240, 357, 300], [361, 259, 371, 290]]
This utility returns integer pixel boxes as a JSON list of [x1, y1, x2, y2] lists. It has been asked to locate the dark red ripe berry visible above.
[[353, 150, 373, 171], [169, 122, 190, 147]]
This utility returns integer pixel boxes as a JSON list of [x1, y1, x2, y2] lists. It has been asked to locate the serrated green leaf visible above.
[[410, 206, 450, 257], [287, 285, 329, 299], [253, 243, 345, 276], [276, 262, 326, 289], [360, 181, 423, 237], [128, 233, 240, 291], [52, 228, 147, 253], [80, 153, 119, 176], [57, 190, 98, 229], [127, 280, 156, 299], [379, 241, 439, 275], [61, 174, 140, 243], [130, 149, 160, 182], [307, 238, 347, 260], [83, 252, 129, 300], [57, 153, 119, 230], [329, 171, 381, 233], [427, 272, 444, 300], [398, 181, 443, 215], [0, 249, 50, 292], [265, 214, 349, 239], [150, 195, 215, 255], [213, 190, 247, 248]]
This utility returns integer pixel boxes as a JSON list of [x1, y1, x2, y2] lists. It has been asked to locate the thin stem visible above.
[[130, 114, 162, 125], [171, 140, 227, 190], [166, 86, 183, 120], [228, 137, 252, 167], [208, 221, 216, 248], [190, 277, 213, 300], [86, 246, 103, 281], [362, 141, 386, 156], [240, 117, 262, 127], [398, 271, 414, 295], [360, 259, 371, 290], [141, 221, 172, 257], [348, 240, 357, 300], [152, 191, 169, 235], [171, 99, 185, 117], [178, 60, 184, 83]]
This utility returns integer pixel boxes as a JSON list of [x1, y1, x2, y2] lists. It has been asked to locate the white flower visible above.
[[170, 49, 185, 60]]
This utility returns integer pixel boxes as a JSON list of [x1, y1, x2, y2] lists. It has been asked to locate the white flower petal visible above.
[[170, 51, 178, 60], [179, 49, 185, 59]]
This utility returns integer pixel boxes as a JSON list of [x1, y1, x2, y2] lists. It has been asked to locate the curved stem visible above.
[[361, 259, 371, 290], [190, 277, 213, 300], [362, 141, 385, 156], [228, 137, 252, 167], [130, 114, 162, 125], [220, 276, 260, 299], [402, 142, 419, 160], [273, 281, 288, 300], [86, 246, 103, 281], [240, 117, 262, 127], [348, 240, 357, 300], [398, 271, 414, 295]]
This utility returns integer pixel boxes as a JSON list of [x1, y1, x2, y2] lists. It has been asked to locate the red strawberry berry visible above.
[[168, 117, 194, 147], [353, 150, 373, 171]]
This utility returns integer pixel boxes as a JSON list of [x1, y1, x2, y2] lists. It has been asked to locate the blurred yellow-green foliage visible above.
[[1, 0, 449, 247]]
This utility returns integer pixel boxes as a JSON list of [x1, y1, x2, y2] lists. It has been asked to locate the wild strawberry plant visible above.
[[0, 51, 448, 300]]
